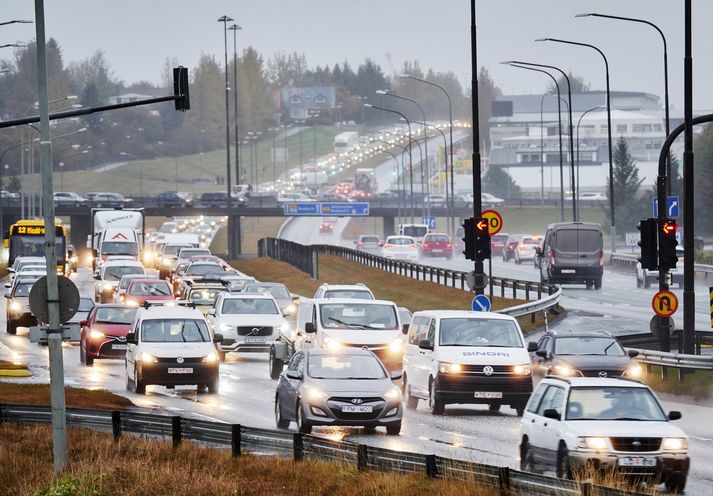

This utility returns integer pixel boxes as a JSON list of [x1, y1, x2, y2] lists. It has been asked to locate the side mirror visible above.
[[527, 342, 539, 353], [418, 339, 433, 351], [305, 322, 317, 334], [668, 411, 682, 421], [126, 332, 137, 344], [213, 333, 223, 344], [390, 370, 403, 381], [543, 409, 560, 420], [4, 283, 10, 288], [4, 293, 11, 299], [285, 370, 302, 380], [627, 350, 640, 358], [207, 309, 216, 317], [401, 324, 409, 335], [535, 350, 548, 359], [93, 274, 100, 280], [79, 320, 88, 327]]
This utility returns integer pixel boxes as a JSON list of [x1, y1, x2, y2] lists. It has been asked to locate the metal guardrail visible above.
[[609, 252, 713, 279], [0, 404, 649, 496], [258, 238, 563, 322]]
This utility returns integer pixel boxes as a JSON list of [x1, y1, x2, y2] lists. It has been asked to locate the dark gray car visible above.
[[274, 348, 403, 435]]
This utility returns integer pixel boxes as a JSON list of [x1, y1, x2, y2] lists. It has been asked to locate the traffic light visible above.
[[462, 217, 475, 260], [474, 217, 491, 262], [173, 66, 190, 111], [658, 218, 679, 271], [637, 218, 658, 270]]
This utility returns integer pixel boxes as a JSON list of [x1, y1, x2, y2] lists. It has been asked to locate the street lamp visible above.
[[575, 105, 606, 217], [536, 37, 615, 251], [576, 13, 671, 194], [228, 23, 242, 187], [217, 15, 234, 256], [0, 20, 32, 27], [0, 42, 26, 49]]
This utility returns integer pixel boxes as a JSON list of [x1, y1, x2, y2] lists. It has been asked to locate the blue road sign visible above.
[[320, 202, 369, 216], [653, 196, 680, 219], [471, 294, 492, 312], [422, 216, 436, 230], [283, 203, 320, 216]]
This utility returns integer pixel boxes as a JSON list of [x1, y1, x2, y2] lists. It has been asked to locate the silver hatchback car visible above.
[[275, 348, 403, 435]]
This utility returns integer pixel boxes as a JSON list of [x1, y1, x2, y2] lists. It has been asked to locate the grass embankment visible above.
[[0, 383, 132, 410], [643, 365, 713, 401], [210, 217, 286, 255]]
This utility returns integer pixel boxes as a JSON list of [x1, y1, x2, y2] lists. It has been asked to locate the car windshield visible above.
[[78, 299, 94, 312], [101, 242, 138, 256], [323, 290, 373, 300], [555, 337, 626, 356], [402, 226, 427, 238], [187, 264, 224, 276], [222, 298, 278, 315], [320, 303, 398, 330], [129, 282, 172, 296], [179, 249, 209, 259], [224, 279, 253, 292], [492, 234, 508, 243], [522, 238, 540, 245], [557, 229, 600, 252], [308, 354, 387, 379], [361, 236, 379, 243], [95, 307, 137, 325], [103, 266, 144, 281], [13, 282, 34, 296], [398, 309, 412, 323], [189, 288, 226, 305], [439, 318, 523, 347], [164, 245, 191, 256], [141, 319, 210, 343], [246, 285, 290, 299], [566, 387, 667, 421], [386, 237, 415, 246]]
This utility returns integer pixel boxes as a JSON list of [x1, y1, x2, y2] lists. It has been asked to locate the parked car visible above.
[[419, 233, 453, 259], [89, 192, 133, 208], [80, 304, 138, 366], [482, 192, 505, 207], [156, 191, 193, 208], [578, 192, 607, 202], [54, 191, 88, 207], [380, 235, 419, 262], [502, 234, 525, 262]]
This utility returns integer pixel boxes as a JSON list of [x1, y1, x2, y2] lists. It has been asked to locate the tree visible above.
[[605, 137, 648, 233], [476, 67, 502, 150], [549, 71, 590, 94], [482, 166, 521, 199], [6, 175, 21, 193]]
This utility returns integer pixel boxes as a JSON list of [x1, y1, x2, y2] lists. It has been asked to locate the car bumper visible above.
[[548, 267, 603, 283], [86, 339, 129, 359], [138, 362, 219, 386], [8, 312, 37, 327], [219, 336, 275, 353], [569, 451, 689, 479], [301, 398, 402, 427], [435, 374, 533, 406]]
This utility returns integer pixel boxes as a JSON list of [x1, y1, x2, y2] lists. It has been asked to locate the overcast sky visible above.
[[2, 1, 713, 110]]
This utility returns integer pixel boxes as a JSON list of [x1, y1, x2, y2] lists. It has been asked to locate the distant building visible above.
[[281, 86, 336, 120], [107, 93, 154, 105]]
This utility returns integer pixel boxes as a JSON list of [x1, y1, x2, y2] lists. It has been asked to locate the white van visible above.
[[402, 310, 533, 416], [398, 224, 429, 244]]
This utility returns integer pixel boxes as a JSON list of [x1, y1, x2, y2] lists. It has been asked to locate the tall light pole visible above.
[[228, 23, 242, 187], [537, 37, 615, 251], [0, 42, 27, 49], [682, 0, 694, 354], [575, 105, 605, 218], [576, 12, 671, 194], [296, 119, 305, 182], [217, 15, 234, 256], [0, 19, 33, 27]]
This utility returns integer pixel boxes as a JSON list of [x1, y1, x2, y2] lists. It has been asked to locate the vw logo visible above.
[[361, 345, 369, 350], [116, 336, 127, 342], [248, 327, 261, 336], [351, 398, 363, 404], [176, 357, 184, 364], [483, 366, 494, 376], [598, 371, 608, 378]]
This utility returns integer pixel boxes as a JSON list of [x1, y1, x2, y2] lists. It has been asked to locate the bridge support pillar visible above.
[[228, 214, 242, 258], [383, 216, 395, 238], [68, 213, 92, 251]]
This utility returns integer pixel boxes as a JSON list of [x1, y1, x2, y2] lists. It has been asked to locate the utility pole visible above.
[[682, 0, 694, 354], [470, 1, 484, 296]]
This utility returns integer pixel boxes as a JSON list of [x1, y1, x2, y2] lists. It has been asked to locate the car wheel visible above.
[[296, 402, 312, 434], [275, 395, 289, 429], [520, 439, 535, 472], [665, 473, 687, 494], [386, 422, 401, 436], [594, 277, 602, 290], [207, 375, 219, 394], [6, 318, 16, 335], [402, 374, 419, 410], [82, 344, 94, 366], [134, 368, 146, 395], [126, 364, 135, 392], [428, 379, 444, 415], [269, 349, 284, 380], [556, 444, 571, 479], [488, 403, 501, 412], [586, 280, 594, 290]]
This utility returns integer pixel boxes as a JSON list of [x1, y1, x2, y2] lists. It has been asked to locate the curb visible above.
[[0, 369, 32, 377]]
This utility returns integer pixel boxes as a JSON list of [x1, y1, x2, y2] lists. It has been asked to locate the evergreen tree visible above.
[[482, 166, 521, 199], [606, 137, 648, 234], [694, 123, 713, 234], [6, 175, 21, 193]]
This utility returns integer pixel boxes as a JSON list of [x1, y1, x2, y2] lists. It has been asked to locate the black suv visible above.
[[200, 192, 248, 208], [528, 331, 640, 379], [156, 191, 193, 208]]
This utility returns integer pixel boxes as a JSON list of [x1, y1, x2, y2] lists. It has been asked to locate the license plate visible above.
[[111, 344, 127, 350], [617, 457, 657, 467], [341, 405, 373, 413], [245, 336, 267, 343], [167, 367, 193, 374], [560, 269, 576, 274], [474, 392, 503, 399], [432, 249, 442, 253]]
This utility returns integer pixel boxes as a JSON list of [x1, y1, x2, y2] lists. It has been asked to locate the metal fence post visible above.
[[171, 416, 182, 449], [311, 250, 318, 280], [111, 410, 121, 442], [231, 424, 242, 457], [293, 433, 304, 462], [425, 454, 438, 478], [497, 466, 511, 495], [580, 481, 593, 496], [357, 444, 368, 471]]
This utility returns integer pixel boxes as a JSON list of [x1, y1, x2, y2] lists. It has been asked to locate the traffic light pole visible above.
[[682, 0, 695, 355], [470, 1, 485, 296]]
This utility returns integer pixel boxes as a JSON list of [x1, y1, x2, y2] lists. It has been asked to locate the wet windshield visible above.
[[308, 355, 386, 380], [221, 298, 278, 315], [95, 307, 137, 325], [141, 319, 210, 343], [186, 264, 224, 276], [103, 266, 144, 281], [566, 387, 667, 421], [13, 282, 34, 297], [101, 242, 138, 256], [129, 282, 172, 296], [402, 226, 427, 238], [386, 237, 415, 246], [555, 337, 626, 356], [245, 285, 290, 299], [320, 303, 398, 330], [439, 319, 523, 347], [189, 288, 226, 305], [323, 290, 373, 300]]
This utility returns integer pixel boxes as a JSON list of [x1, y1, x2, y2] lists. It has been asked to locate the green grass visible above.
[[644, 365, 713, 400]]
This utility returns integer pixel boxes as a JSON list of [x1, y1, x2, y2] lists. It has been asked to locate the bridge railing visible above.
[[609, 252, 713, 279]]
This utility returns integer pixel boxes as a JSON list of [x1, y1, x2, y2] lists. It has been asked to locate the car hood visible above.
[[436, 346, 531, 365], [320, 329, 402, 347], [139, 342, 214, 358], [553, 355, 634, 371], [215, 314, 285, 327], [91, 322, 132, 336], [306, 377, 393, 394], [566, 420, 686, 439]]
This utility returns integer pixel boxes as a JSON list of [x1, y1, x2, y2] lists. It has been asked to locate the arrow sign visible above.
[[471, 294, 492, 312], [653, 196, 680, 218], [476, 219, 488, 231]]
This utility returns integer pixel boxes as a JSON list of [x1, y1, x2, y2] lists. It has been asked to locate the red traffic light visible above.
[[662, 220, 677, 235], [476, 219, 488, 232]]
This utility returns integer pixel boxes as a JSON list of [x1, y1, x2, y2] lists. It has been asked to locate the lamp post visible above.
[[0, 19, 33, 27], [575, 105, 606, 218], [537, 37, 614, 250], [0, 42, 26, 49], [576, 13, 671, 195], [296, 119, 306, 182], [503, 62, 565, 221], [228, 23, 242, 188], [217, 14, 234, 256]]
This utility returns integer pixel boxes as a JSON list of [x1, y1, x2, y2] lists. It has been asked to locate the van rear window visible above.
[[557, 229, 599, 252]]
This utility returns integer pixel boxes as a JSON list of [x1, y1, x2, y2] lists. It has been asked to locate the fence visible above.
[[257, 237, 562, 322], [609, 252, 713, 280], [0, 404, 648, 496]]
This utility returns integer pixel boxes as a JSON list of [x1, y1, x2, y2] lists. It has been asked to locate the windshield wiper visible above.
[[327, 317, 378, 330]]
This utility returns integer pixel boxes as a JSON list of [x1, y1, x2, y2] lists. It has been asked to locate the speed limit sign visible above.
[[481, 209, 503, 236]]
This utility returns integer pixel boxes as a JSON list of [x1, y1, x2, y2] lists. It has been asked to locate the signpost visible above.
[[471, 294, 492, 312], [625, 232, 640, 248], [652, 196, 680, 219], [652, 290, 679, 318], [282, 202, 369, 216]]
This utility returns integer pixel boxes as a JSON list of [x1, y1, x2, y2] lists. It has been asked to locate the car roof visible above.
[[546, 331, 615, 339], [189, 260, 222, 266], [305, 348, 375, 357], [544, 377, 648, 388], [412, 310, 517, 322], [103, 260, 143, 267], [314, 298, 395, 306], [319, 284, 370, 291], [245, 282, 286, 288], [137, 306, 205, 320], [189, 284, 227, 290], [128, 278, 168, 284], [220, 292, 275, 300]]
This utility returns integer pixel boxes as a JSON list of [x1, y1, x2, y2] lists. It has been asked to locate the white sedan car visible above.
[[380, 236, 419, 262]]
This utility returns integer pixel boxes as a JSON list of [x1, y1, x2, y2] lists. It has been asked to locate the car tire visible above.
[[636, 275, 643, 288], [6, 319, 16, 335], [217, 350, 226, 363], [386, 422, 401, 436], [520, 439, 535, 472], [134, 368, 146, 395], [296, 402, 312, 434], [586, 280, 594, 290], [269, 349, 284, 380], [402, 374, 419, 410], [489, 403, 501, 412], [428, 379, 444, 415], [126, 363, 135, 392], [275, 396, 289, 429], [556, 443, 571, 479], [80, 344, 94, 366], [665, 473, 687, 494], [594, 277, 602, 290]]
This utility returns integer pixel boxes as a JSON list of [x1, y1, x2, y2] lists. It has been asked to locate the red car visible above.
[[319, 222, 334, 234], [419, 233, 453, 259], [490, 233, 510, 257], [124, 279, 174, 307], [80, 304, 138, 366]]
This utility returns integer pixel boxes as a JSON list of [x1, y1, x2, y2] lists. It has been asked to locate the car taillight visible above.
[[599, 250, 604, 267], [550, 250, 556, 268], [422, 243, 429, 248]]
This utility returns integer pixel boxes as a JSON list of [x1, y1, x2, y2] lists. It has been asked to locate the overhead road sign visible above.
[[283, 202, 369, 216], [422, 216, 436, 230], [481, 209, 503, 236], [283, 203, 320, 216], [652, 290, 679, 318]]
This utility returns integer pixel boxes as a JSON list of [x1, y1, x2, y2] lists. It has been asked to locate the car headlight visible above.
[[577, 436, 611, 451], [305, 385, 327, 402], [278, 322, 290, 334], [388, 339, 404, 354], [9, 301, 23, 313], [513, 364, 532, 376], [623, 364, 643, 378], [125, 300, 139, 307], [384, 386, 401, 401], [285, 303, 297, 315], [662, 437, 688, 451], [219, 323, 233, 332], [552, 365, 582, 377], [439, 362, 462, 374], [322, 336, 342, 351], [103, 283, 114, 291], [140, 352, 157, 363], [89, 329, 105, 339], [202, 351, 218, 363]]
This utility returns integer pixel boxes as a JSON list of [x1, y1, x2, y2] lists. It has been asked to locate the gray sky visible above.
[[2, 1, 713, 110]]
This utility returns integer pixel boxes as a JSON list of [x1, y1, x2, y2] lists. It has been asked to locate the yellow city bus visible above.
[[5, 219, 68, 273]]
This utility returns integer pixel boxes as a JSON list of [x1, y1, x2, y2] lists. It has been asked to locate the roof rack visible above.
[[142, 300, 195, 309]]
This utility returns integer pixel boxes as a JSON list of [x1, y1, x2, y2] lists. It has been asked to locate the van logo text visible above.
[[462, 351, 510, 357]]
